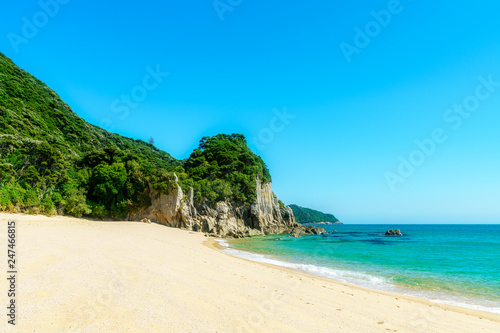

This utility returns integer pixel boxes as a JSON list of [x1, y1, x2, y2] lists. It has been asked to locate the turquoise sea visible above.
[[220, 224, 500, 314]]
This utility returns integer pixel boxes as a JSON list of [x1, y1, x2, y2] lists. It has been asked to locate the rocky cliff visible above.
[[128, 176, 301, 238]]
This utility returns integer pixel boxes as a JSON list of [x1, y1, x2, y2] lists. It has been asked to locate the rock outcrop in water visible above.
[[128, 176, 315, 238], [385, 229, 403, 236]]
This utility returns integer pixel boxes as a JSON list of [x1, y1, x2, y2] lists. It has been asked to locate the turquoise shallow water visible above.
[[222, 224, 500, 314]]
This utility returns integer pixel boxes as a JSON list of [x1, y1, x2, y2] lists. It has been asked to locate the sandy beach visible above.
[[0, 213, 499, 333]]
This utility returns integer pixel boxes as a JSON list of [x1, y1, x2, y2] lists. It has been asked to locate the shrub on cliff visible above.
[[183, 134, 271, 205]]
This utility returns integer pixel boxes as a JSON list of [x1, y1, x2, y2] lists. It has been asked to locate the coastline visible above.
[[209, 238, 500, 320], [215, 235, 500, 316], [1, 213, 499, 332]]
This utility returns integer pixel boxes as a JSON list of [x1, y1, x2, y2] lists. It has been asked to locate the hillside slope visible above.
[[0, 53, 276, 223], [0, 53, 177, 166], [289, 204, 340, 224]]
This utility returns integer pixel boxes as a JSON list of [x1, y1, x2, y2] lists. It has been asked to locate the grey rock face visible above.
[[128, 182, 187, 229], [128, 176, 301, 238]]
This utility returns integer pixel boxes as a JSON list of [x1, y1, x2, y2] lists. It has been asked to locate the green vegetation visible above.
[[289, 204, 339, 224], [181, 134, 271, 205], [0, 52, 271, 218]]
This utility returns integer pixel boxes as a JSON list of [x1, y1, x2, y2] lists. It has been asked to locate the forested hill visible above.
[[289, 204, 340, 224], [0, 53, 177, 166], [0, 52, 271, 218]]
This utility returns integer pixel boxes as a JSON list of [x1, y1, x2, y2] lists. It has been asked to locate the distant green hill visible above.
[[289, 204, 340, 224], [0, 52, 271, 218]]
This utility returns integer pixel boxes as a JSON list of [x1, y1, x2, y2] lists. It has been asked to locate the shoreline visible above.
[[1, 213, 499, 332], [208, 237, 500, 320]]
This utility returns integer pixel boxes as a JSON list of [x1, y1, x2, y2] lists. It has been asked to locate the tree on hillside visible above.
[[182, 134, 271, 205]]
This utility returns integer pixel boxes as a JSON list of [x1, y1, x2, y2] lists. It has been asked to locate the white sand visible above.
[[0, 213, 499, 332]]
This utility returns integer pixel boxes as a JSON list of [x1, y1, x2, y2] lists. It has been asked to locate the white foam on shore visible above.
[[216, 239, 394, 291], [215, 239, 500, 315]]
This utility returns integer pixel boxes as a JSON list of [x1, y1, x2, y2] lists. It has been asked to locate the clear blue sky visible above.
[[1, 0, 500, 223]]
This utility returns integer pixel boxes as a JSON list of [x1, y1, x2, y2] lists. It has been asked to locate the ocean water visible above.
[[220, 224, 500, 314]]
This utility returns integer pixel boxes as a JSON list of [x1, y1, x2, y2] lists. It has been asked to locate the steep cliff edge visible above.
[[128, 176, 300, 238]]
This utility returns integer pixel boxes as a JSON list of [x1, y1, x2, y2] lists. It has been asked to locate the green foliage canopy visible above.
[[289, 204, 339, 224], [182, 134, 271, 205]]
